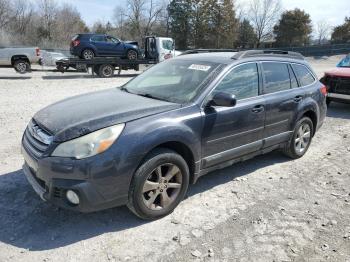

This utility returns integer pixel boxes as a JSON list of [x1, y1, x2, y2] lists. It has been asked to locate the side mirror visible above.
[[208, 92, 237, 107]]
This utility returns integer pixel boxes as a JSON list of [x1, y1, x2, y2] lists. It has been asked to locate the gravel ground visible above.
[[0, 56, 349, 262]]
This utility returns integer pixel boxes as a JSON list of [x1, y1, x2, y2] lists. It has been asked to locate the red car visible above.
[[321, 55, 350, 106]]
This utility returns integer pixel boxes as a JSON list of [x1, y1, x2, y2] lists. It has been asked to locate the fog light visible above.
[[66, 190, 80, 205]]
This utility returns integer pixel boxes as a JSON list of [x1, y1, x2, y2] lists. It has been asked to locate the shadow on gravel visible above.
[[327, 102, 350, 120], [41, 74, 139, 80], [0, 152, 289, 251], [0, 76, 32, 80]]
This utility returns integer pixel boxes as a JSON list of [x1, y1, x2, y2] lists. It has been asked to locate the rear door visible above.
[[201, 63, 266, 168], [90, 35, 108, 55], [261, 61, 304, 148]]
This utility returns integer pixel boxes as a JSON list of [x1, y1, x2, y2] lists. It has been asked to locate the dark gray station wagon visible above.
[[22, 50, 327, 219]]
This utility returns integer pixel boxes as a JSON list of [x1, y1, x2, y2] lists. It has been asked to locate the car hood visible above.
[[325, 67, 350, 78], [33, 88, 180, 142], [124, 41, 138, 46]]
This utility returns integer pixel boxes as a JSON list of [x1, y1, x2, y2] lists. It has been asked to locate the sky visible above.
[[55, 0, 350, 28]]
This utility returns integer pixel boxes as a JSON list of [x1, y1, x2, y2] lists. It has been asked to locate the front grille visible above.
[[53, 187, 62, 198], [328, 76, 350, 95], [23, 120, 53, 159]]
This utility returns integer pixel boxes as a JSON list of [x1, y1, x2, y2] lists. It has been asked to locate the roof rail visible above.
[[180, 49, 239, 56], [232, 50, 304, 60]]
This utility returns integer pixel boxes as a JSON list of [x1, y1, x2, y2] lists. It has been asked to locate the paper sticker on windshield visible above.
[[188, 64, 211, 72]]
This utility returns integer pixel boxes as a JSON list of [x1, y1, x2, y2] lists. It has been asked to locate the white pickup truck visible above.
[[0, 47, 41, 73]]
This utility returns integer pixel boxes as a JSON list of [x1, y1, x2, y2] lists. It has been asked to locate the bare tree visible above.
[[37, 0, 57, 40], [12, 0, 34, 35], [248, 0, 282, 47], [113, 5, 129, 39], [0, 0, 12, 29], [122, 0, 164, 40], [55, 3, 88, 45], [315, 20, 332, 45]]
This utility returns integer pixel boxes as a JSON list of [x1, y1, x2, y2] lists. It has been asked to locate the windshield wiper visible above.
[[136, 93, 170, 102], [120, 87, 131, 93]]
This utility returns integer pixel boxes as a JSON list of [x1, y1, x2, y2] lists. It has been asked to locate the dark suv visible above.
[[22, 50, 327, 220], [70, 33, 139, 60]]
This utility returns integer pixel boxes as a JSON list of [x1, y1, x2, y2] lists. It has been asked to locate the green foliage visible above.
[[274, 8, 312, 47], [168, 0, 238, 49], [168, 0, 193, 49], [331, 17, 350, 44], [236, 19, 257, 48]]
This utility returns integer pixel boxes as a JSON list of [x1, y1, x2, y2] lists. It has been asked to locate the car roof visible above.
[[176, 50, 308, 66], [78, 33, 106, 37], [175, 52, 238, 64]]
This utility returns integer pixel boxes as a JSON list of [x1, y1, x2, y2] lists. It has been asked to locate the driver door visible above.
[[201, 63, 266, 168], [105, 36, 124, 56]]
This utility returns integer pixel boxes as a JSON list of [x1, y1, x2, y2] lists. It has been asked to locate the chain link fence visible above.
[[265, 43, 350, 57]]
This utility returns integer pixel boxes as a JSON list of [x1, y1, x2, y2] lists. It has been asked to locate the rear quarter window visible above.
[[90, 35, 105, 42], [292, 64, 315, 86]]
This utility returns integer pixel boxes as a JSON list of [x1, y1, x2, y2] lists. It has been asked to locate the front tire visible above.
[[283, 117, 314, 159], [127, 49, 138, 60], [13, 60, 30, 74], [127, 148, 189, 220]]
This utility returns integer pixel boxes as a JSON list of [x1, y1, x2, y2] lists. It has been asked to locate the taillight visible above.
[[320, 85, 327, 96], [36, 48, 40, 57], [72, 40, 80, 47]]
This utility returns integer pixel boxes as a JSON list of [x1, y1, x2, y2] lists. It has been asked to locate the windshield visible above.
[[122, 59, 221, 103], [337, 55, 350, 68]]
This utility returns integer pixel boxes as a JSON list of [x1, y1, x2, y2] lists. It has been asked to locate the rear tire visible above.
[[98, 64, 114, 78], [283, 117, 314, 159], [13, 60, 30, 74], [127, 148, 189, 220], [81, 49, 95, 60]]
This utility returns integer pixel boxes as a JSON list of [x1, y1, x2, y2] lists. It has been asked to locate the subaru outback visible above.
[[22, 50, 327, 220]]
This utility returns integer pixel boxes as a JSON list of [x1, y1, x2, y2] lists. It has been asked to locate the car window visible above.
[[90, 35, 105, 42], [213, 63, 259, 100], [162, 40, 173, 51], [106, 36, 120, 43], [262, 62, 291, 94], [337, 55, 350, 68], [288, 64, 299, 88], [292, 64, 315, 86]]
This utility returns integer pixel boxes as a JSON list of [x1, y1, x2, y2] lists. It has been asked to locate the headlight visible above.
[[52, 124, 125, 159]]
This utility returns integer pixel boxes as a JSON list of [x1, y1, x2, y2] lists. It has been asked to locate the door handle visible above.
[[293, 95, 303, 103], [252, 105, 264, 113]]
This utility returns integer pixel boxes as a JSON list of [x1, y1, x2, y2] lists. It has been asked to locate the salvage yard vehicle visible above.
[[70, 33, 141, 60], [0, 47, 41, 73], [321, 54, 350, 106], [22, 50, 327, 219], [57, 36, 178, 77]]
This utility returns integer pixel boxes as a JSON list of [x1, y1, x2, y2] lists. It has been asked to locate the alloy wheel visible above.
[[127, 50, 137, 60], [294, 123, 311, 154], [16, 62, 27, 73], [142, 163, 182, 210], [83, 50, 94, 59]]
